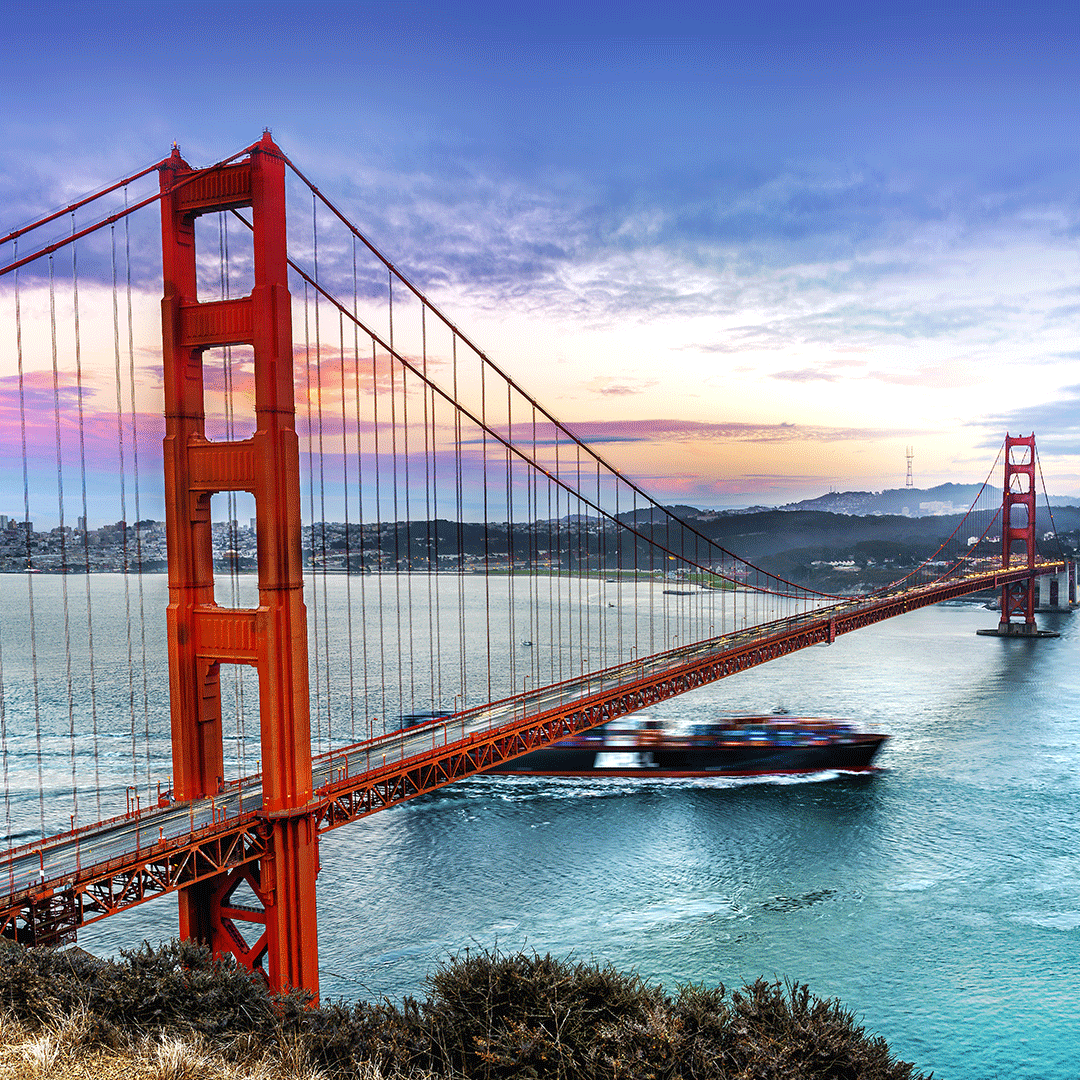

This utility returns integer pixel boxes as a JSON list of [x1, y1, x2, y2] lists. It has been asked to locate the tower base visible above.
[[976, 625, 1060, 639]]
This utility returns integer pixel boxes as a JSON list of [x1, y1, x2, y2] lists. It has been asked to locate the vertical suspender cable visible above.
[[50, 254, 80, 826], [530, 406, 539, 686], [575, 445, 584, 675], [14, 247, 45, 837], [692, 524, 698, 643], [421, 306, 437, 712], [430, 326, 443, 712], [0, 619, 11, 850], [0, 278, 9, 843], [372, 338, 386, 727], [302, 279, 323, 751], [338, 308, 357, 740], [506, 383, 515, 695], [663, 487, 670, 649], [615, 475, 622, 665], [399, 301, 416, 715], [480, 358, 492, 703], [1036, 447, 1066, 562], [646, 495, 654, 650], [116, 230, 138, 789], [70, 217, 99, 822], [109, 225, 128, 819], [351, 239, 371, 738], [387, 272, 404, 720], [597, 460, 605, 666], [553, 431, 562, 685], [219, 216, 238, 771], [122, 200, 152, 794], [452, 337, 466, 709], [312, 199, 333, 749], [632, 485, 639, 663], [546, 447, 554, 686], [220, 213, 247, 777]]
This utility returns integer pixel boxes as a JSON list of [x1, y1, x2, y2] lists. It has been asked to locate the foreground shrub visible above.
[[0, 940, 930, 1080], [422, 949, 673, 1078], [0, 937, 286, 1045]]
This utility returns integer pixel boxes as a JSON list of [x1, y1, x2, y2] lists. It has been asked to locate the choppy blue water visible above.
[[64, 600, 1080, 1078]]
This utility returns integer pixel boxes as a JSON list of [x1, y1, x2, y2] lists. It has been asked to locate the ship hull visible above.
[[488, 732, 887, 778]]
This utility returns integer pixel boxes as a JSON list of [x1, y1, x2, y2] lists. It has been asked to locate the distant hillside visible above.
[[779, 483, 989, 517], [774, 484, 1080, 517], [616, 501, 1080, 591], [618, 487, 1080, 523]]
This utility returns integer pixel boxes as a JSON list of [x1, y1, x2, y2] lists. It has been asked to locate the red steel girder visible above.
[[160, 132, 318, 996], [1000, 434, 1038, 629], [1, 562, 1061, 949], [310, 563, 1061, 832], [0, 820, 267, 946]]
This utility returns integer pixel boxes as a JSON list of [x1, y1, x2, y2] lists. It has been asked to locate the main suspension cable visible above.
[[1036, 445, 1066, 562], [251, 218, 816, 600], [279, 153, 830, 601]]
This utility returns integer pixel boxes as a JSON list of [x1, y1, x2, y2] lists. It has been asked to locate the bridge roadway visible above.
[[0, 563, 1056, 944]]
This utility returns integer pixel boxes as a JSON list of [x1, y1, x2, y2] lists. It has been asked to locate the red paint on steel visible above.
[[1000, 434, 1037, 630], [0, 561, 1064, 948], [159, 134, 320, 998]]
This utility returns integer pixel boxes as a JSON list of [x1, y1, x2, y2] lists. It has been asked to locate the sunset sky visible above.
[[3, 0, 1079, 517]]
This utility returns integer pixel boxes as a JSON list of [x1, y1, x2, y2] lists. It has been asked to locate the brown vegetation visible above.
[[0, 940, 930, 1080]]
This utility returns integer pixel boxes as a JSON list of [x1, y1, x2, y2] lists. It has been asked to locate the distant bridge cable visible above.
[[1035, 446, 1066, 562], [0, 162, 161, 249], [0, 144, 263, 280], [872, 439, 1007, 595], [229, 207, 825, 605], [276, 154, 834, 604]]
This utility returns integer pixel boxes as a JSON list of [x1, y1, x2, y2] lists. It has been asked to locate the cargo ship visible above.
[[488, 715, 888, 778]]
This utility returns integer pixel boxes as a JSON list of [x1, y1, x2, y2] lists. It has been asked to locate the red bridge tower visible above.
[[159, 134, 319, 996], [998, 433, 1038, 635]]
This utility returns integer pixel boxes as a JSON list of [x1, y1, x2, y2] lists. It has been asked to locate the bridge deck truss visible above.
[[0, 563, 1059, 947]]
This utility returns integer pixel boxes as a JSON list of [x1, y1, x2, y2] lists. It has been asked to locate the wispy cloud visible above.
[[544, 418, 878, 445], [6, 107, 1078, 504], [304, 147, 1080, 333], [990, 385, 1080, 458], [771, 368, 841, 383], [583, 376, 659, 396]]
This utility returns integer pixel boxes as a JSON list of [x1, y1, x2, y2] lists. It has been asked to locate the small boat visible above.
[[521, 640, 533, 647], [487, 715, 888, 778]]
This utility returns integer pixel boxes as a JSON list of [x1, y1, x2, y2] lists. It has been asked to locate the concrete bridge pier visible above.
[[978, 621, 1060, 638], [977, 559, 1074, 638], [1035, 559, 1077, 612]]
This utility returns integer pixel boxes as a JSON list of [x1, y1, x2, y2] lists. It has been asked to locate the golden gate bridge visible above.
[[0, 133, 1071, 999]]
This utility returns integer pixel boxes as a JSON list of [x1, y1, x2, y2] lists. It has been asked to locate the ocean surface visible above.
[[4, 578, 1077, 1079]]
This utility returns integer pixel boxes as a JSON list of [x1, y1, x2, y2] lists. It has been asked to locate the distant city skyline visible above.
[[3, 1, 1079, 512]]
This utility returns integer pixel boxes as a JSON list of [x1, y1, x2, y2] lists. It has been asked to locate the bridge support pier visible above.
[[160, 134, 320, 998], [1034, 560, 1077, 612], [978, 434, 1060, 639]]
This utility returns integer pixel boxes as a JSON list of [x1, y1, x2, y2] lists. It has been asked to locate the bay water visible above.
[[3, 575, 1076, 1079]]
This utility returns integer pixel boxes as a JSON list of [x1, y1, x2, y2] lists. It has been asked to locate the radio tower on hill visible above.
[[906, 446, 914, 488]]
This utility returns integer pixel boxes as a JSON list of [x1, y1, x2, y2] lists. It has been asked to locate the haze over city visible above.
[[3, 0, 1079, 512]]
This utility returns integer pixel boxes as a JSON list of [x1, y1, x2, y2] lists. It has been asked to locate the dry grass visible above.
[[0, 1018, 351, 1080], [0, 941, 929, 1080], [0, 1004, 430, 1080]]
